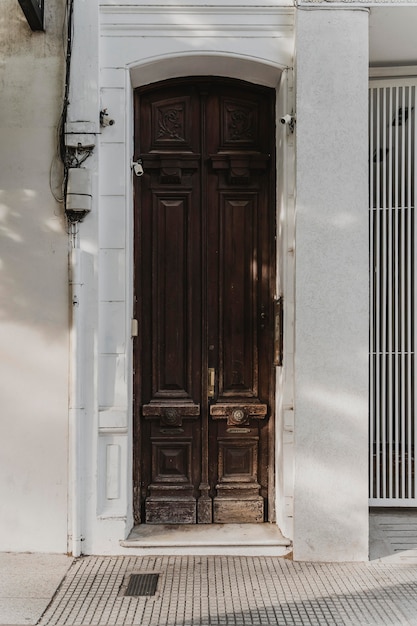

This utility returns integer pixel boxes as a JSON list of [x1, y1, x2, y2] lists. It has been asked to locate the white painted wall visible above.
[[0, 0, 413, 561], [294, 7, 369, 561], [0, 0, 371, 560], [0, 1, 68, 552], [75, 2, 370, 560]]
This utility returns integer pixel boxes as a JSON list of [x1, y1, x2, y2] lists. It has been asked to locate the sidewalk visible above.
[[2, 552, 417, 626], [2, 512, 417, 626], [36, 554, 417, 626], [0, 553, 72, 626]]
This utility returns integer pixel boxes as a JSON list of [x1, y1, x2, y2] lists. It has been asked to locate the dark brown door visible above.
[[134, 78, 275, 524]]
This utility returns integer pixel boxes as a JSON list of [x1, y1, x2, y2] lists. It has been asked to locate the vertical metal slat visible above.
[[369, 79, 417, 506], [369, 87, 375, 498]]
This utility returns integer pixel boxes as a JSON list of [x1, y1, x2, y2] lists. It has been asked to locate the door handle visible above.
[[208, 368, 216, 398]]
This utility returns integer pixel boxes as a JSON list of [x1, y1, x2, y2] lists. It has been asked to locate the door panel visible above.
[[134, 78, 275, 524]]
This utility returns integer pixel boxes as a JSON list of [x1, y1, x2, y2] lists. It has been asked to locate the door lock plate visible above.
[[208, 368, 215, 398]]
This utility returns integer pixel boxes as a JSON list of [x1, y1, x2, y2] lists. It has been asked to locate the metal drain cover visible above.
[[125, 573, 159, 597]]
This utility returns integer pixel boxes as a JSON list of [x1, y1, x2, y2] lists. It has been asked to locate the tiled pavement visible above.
[[39, 555, 417, 626], [3, 512, 417, 626]]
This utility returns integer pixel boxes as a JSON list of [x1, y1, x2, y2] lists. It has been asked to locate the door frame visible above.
[[130, 62, 295, 537], [75, 0, 296, 554]]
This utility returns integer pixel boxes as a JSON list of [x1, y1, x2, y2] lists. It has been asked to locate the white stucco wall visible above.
[[0, 1, 69, 553], [0, 0, 371, 559], [294, 7, 369, 561]]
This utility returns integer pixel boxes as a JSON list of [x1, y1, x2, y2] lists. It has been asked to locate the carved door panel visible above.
[[134, 78, 275, 524]]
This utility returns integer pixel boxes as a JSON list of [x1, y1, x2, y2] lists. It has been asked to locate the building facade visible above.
[[1, 0, 416, 561]]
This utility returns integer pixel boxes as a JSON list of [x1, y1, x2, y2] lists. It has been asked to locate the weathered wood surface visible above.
[[134, 78, 276, 524]]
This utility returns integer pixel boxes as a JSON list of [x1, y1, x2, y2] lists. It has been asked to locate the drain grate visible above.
[[124, 573, 159, 597]]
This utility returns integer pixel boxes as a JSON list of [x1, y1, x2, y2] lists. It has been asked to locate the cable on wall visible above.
[[49, 0, 75, 204]]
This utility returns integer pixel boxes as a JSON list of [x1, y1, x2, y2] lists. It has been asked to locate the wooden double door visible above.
[[134, 78, 276, 524]]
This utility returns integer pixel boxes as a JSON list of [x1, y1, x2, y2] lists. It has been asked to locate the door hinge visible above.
[[131, 319, 139, 337], [274, 297, 283, 366]]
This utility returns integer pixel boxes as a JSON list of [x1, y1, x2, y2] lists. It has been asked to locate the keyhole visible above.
[[260, 305, 267, 329]]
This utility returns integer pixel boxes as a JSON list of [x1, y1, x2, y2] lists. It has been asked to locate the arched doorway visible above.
[[133, 77, 276, 525]]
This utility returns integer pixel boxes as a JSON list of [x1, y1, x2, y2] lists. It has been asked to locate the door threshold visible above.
[[120, 523, 292, 556]]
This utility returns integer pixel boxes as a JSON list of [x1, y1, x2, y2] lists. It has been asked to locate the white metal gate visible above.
[[369, 78, 416, 505]]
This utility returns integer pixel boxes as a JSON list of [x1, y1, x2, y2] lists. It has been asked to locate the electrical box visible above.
[[66, 168, 92, 214], [65, 122, 97, 149]]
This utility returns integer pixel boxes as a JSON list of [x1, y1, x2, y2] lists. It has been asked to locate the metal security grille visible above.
[[124, 573, 159, 597], [369, 79, 417, 505]]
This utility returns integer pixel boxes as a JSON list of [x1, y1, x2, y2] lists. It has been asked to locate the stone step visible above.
[[119, 523, 292, 556]]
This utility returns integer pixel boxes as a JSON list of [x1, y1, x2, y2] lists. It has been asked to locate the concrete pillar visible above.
[[294, 7, 369, 561], [66, 0, 100, 556]]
